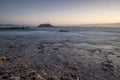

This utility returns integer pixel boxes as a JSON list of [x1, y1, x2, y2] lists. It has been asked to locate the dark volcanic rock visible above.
[[38, 24, 54, 28], [59, 30, 69, 32]]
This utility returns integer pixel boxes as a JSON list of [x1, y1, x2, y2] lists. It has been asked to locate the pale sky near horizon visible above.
[[0, 0, 120, 26]]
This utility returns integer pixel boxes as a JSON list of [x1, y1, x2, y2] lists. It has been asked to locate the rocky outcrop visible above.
[[38, 24, 54, 28]]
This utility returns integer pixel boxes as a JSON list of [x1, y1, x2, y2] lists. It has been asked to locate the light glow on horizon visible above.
[[0, 0, 120, 26]]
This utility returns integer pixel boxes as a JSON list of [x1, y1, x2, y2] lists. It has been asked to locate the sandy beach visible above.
[[0, 27, 120, 80]]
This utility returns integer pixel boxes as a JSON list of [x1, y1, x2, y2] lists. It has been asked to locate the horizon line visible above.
[[0, 22, 120, 26]]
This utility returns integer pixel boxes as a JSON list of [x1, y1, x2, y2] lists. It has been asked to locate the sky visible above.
[[0, 0, 120, 26]]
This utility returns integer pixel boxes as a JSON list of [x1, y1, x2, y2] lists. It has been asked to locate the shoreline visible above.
[[0, 28, 120, 80]]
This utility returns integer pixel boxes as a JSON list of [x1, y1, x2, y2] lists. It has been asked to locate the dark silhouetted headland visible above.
[[38, 23, 54, 28], [0, 27, 29, 30]]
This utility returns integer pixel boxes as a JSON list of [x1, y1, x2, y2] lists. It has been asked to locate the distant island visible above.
[[38, 23, 54, 28], [0, 24, 19, 26], [0, 24, 29, 30], [0, 23, 55, 30], [0, 27, 29, 30]]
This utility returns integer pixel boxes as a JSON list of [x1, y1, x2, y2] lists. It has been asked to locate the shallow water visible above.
[[0, 27, 120, 80], [0, 27, 120, 47]]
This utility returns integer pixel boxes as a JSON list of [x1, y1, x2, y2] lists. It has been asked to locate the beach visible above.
[[0, 27, 120, 80]]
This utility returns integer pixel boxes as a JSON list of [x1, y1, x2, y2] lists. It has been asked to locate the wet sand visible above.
[[0, 27, 120, 80]]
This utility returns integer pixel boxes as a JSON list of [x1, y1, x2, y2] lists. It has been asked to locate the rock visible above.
[[0, 56, 10, 64], [2, 74, 9, 79], [36, 74, 43, 79], [107, 60, 113, 63], [47, 76, 60, 80], [38, 24, 54, 28], [117, 55, 120, 58], [59, 30, 69, 32], [101, 62, 114, 71], [52, 76, 60, 80], [0, 76, 2, 80], [31, 77, 36, 80], [102, 62, 114, 68], [10, 76, 20, 80], [53, 47, 59, 50], [102, 67, 108, 72]]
